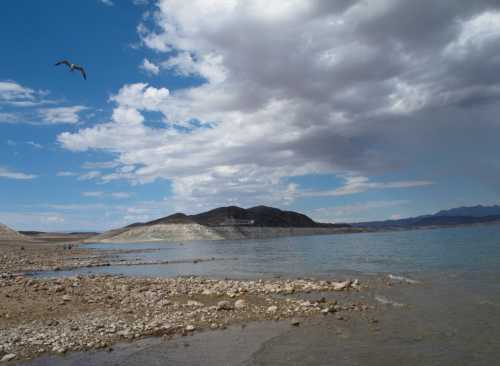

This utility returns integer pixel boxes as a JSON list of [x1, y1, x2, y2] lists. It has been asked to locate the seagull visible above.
[[54, 60, 87, 80]]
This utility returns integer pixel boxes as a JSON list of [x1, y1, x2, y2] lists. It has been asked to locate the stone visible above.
[[187, 300, 204, 307], [332, 280, 352, 291], [185, 325, 195, 332], [62, 295, 72, 302], [216, 301, 233, 311], [266, 305, 278, 313], [1, 354, 16, 362], [234, 299, 247, 309], [290, 319, 300, 326]]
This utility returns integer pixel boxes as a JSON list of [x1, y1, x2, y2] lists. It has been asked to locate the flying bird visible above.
[[54, 60, 87, 80]]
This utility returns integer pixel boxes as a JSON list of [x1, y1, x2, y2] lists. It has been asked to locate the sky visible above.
[[1, 0, 500, 231]]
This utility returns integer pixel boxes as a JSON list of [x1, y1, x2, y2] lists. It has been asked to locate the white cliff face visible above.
[[0, 223, 27, 241], [93, 223, 356, 243], [99, 223, 226, 242]]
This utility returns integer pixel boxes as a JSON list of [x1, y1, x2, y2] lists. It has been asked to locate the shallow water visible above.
[[24, 225, 500, 365], [49, 224, 500, 279]]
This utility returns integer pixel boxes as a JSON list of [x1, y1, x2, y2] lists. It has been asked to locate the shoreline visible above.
[[0, 273, 372, 362], [0, 239, 395, 363]]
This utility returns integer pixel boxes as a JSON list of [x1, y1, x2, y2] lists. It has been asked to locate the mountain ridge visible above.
[[352, 204, 500, 228], [129, 205, 350, 229]]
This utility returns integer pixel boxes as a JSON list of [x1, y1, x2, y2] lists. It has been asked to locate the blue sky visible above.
[[1, 0, 500, 231]]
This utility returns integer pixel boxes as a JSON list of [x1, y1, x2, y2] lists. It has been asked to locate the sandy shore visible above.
[[0, 239, 380, 363]]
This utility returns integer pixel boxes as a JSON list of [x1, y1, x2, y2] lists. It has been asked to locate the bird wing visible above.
[[55, 60, 71, 67], [74, 65, 87, 80]]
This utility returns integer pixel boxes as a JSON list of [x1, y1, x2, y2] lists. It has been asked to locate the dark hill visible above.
[[126, 213, 194, 228], [130, 205, 350, 228]]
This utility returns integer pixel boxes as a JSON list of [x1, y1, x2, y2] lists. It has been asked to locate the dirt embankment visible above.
[[92, 223, 362, 243], [0, 223, 29, 242]]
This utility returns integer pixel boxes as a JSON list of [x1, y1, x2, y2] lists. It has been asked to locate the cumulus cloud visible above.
[[59, 1, 500, 210], [140, 58, 160, 75], [0, 167, 37, 180]]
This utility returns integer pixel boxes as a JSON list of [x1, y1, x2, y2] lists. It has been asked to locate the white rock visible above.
[[234, 299, 247, 309], [185, 325, 195, 331], [332, 280, 352, 291], [1, 354, 16, 362], [266, 305, 278, 313]]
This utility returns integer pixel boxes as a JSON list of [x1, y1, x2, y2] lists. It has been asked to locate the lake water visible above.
[[54, 224, 500, 279], [28, 225, 500, 366]]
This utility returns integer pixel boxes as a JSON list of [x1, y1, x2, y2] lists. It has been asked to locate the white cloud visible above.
[[0, 81, 35, 102], [26, 141, 42, 149], [99, 0, 114, 6], [111, 192, 132, 199], [0, 112, 19, 123], [57, 171, 78, 177], [38, 106, 87, 124], [82, 191, 104, 197], [81, 191, 131, 199], [82, 161, 119, 170], [301, 176, 433, 197], [58, 2, 500, 210], [0, 167, 36, 180], [78, 171, 101, 181], [444, 11, 500, 60], [0, 81, 53, 108], [140, 58, 160, 75]]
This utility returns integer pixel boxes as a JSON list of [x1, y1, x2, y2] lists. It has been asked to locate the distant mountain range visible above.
[[352, 205, 500, 229], [128, 205, 351, 229]]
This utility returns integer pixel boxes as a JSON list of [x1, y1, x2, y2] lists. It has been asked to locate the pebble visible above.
[[234, 299, 247, 309], [217, 301, 234, 311], [0, 274, 365, 362], [266, 305, 278, 313]]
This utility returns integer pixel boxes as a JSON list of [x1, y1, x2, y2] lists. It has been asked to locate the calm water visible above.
[[27, 225, 500, 365], [59, 224, 500, 279]]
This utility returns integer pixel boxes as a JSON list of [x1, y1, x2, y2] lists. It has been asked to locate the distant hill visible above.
[[92, 205, 354, 243], [434, 205, 500, 217], [130, 205, 350, 229], [352, 204, 500, 229]]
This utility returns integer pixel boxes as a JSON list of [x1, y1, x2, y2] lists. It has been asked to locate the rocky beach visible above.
[[0, 239, 382, 363]]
